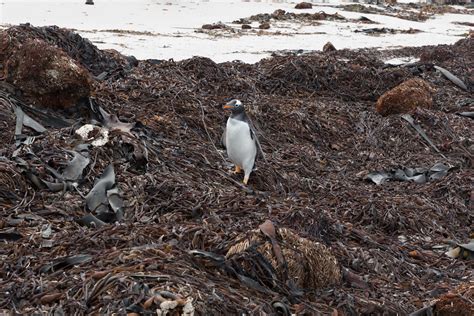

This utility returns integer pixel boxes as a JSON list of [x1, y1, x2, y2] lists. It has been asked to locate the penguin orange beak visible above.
[[223, 104, 233, 110]]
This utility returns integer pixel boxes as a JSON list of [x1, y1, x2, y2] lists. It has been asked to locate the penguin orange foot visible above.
[[234, 165, 242, 174]]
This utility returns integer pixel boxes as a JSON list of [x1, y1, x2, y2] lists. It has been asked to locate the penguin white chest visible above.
[[225, 118, 257, 170]]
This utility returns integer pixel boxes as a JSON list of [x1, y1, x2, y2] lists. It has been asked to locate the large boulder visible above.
[[375, 78, 435, 116], [4, 38, 92, 108]]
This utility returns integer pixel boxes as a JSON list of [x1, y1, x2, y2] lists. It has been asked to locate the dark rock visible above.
[[323, 42, 336, 53], [4, 38, 92, 109], [233, 18, 251, 24], [271, 9, 287, 19], [355, 27, 421, 35], [242, 24, 252, 30], [312, 11, 345, 21], [358, 16, 378, 24], [201, 24, 214, 30], [125, 55, 139, 67], [259, 23, 271, 30], [295, 2, 313, 9], [145, 59, 164, 65], [201, 23, 227, 30]]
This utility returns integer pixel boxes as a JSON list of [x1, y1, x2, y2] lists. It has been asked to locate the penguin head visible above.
[[223, 99, 244, 114]]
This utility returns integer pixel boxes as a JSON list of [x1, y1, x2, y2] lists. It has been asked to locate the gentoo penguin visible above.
[[222, 99, 258, 185]]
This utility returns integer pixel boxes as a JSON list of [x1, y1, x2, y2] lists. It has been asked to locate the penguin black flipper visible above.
[[245, 117, 266, 162], [239, 112, 256, 141]]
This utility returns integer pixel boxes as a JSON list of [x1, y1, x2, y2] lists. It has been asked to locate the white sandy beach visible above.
[[1, 0, 472, 62]]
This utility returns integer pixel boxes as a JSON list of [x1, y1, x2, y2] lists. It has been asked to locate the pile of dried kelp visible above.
[[0, 25, 473, 315], [200, 3, 473, 36], [1, 23, 136, 77], [340, 3, 472, 22], [232, 9, 346, 24], [199, 9, 378, 35]]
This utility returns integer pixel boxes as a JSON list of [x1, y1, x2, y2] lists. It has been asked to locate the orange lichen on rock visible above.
[[4, 38, 91, 108], [375, 78, 435, 116]]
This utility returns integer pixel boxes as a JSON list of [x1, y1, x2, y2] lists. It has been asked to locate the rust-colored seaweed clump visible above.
[[376, 78, 435, 116], [434, 284, 474, 316], [4, 38, 91, 108]]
